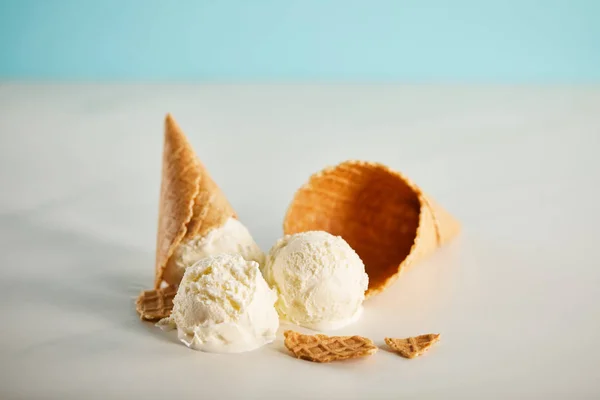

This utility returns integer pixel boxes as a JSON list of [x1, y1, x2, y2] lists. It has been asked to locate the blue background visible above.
[[1, 0, 599, 82]]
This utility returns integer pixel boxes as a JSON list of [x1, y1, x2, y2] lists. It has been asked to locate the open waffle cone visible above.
[[283, 160, 460, 297], [283, 330, 377, 363]]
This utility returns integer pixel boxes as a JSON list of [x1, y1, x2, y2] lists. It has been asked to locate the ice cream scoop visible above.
[[262, 231, 368, 331], [158, 253, 279, 353], [163, 217, 265, 285]]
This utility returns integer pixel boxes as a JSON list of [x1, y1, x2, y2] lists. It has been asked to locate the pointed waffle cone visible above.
[[284, 330, 377, 363], [154, 114, 236, 288], [283, 160, 460, 297], [136, 286, 177, 321], [385, 334, 441, 359]]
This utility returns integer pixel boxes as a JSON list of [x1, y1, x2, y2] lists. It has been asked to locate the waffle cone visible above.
[[154, 114, 236, 288], [283, 160, 460, 297]]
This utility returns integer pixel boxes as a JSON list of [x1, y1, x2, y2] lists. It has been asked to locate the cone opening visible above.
[[284, 162, 420, 293]]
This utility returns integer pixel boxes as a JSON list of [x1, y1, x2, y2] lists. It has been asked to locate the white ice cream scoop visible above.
[[163, 218, 265, 286], [158, 253, 279, 353], [262, 231, 368, 331]]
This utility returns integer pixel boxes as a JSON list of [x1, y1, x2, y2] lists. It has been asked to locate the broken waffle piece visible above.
[[135, 286, 177, 321], [384, 334, 441, 359], [283, 330, 377, 363]]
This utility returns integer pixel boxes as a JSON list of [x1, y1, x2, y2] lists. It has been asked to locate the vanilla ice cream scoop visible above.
[[262, 231, 368, 331], [158, 253, 279, 353], [163, 218, 265, 285]]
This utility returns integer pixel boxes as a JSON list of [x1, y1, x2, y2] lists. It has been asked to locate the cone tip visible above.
[[164, 113, 187, 143], [165, 113, 177, 129]]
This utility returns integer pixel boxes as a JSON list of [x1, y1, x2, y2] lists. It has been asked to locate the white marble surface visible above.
[[0, 84, 599, 399]]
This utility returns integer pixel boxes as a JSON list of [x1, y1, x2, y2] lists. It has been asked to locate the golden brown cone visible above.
[[385, 334, 441, 359], [153, 114, 236, 289], [185, 157, 237, 239], [283, 160, 460, 297]]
